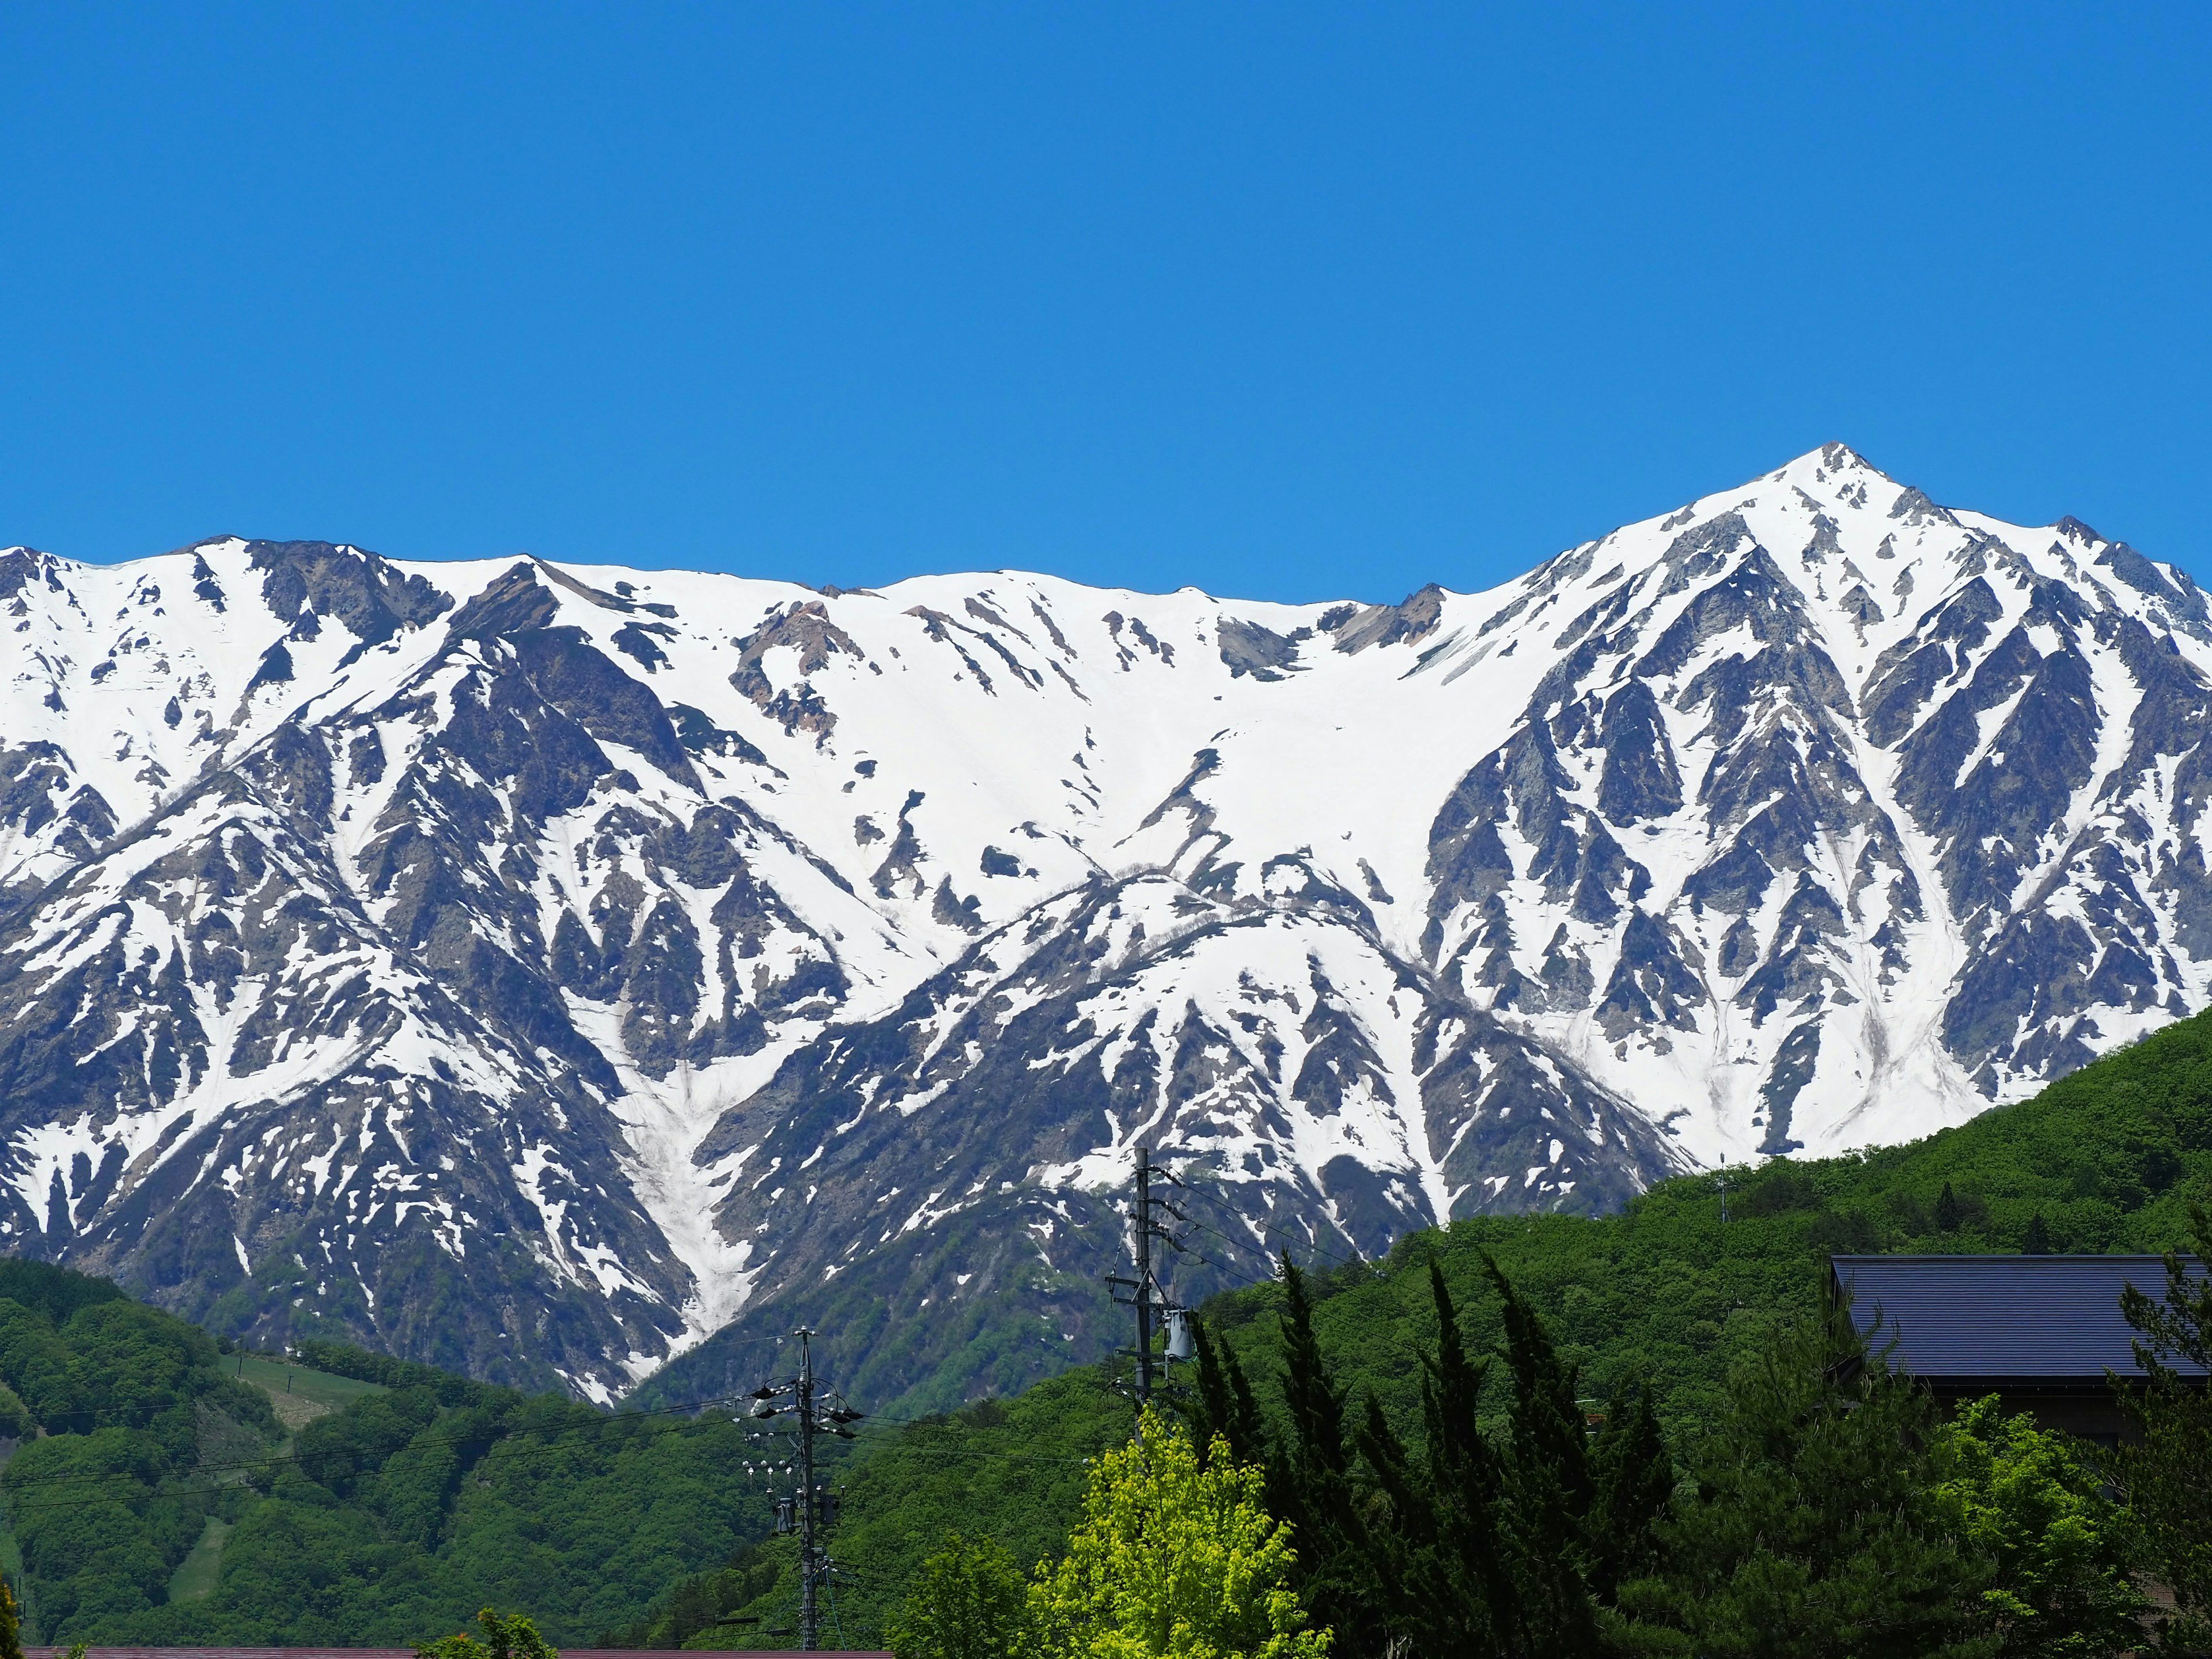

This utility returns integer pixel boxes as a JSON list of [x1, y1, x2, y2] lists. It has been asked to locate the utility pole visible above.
[[1134, 1147, 1154, 1404], [796, 1330, 818, 1650], [1107, 1144, 1186, 1416], [748, 1327, 862, 1652]]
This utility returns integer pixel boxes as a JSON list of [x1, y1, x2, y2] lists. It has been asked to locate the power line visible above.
[[0, 1386, 802, 1495], [1172, 1177, 1367, 1274]]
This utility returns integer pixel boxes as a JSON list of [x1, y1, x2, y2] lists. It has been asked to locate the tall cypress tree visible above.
[[1351, 1263, 1511, 1658], [1187, 1316, 1267, 1471], [1416, 1259, 1517, 1654], [1935, 1180, 1964, 1231], [1483, 1253, 1601, 1656], [1277, 1254, 1353, 1505], [1584, 1380, 1675, 1601], [1273, 1255, 1386, 1659]]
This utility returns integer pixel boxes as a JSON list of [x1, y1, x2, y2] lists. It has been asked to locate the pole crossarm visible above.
[[747, 1325, 864, 1651]]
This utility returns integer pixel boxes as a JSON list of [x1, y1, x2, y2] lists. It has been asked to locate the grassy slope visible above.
[[233, 1352, 385, 1423], [657, 1005, 2212, 1649], [166, 1517, 233, 1601], [152, 1353, 382, 1603]]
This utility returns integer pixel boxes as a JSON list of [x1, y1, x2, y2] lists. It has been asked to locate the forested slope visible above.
[[3, 1005, 2209, 1647], [0, 1282, 776, 1646], [630, 1003, 2212, 1650]]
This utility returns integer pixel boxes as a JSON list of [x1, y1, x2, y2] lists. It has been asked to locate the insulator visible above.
[[1165, 1309, 1195, 1362]]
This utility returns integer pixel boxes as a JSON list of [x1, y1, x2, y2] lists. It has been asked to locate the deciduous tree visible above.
[[1029, 1406, 1328, 1659], [888, 1535, 1035, 1659]]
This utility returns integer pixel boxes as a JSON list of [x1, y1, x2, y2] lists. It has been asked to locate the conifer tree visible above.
[[1273, 1256, 1383, 1659], [1188, 1317, 1268, 1472], [1936, 1180, 1965, 1231], [1482, 1254, 1600, 1657], [1340, 1261, 1535, 1656], [2116, 1202, 2212, 1652], [1584, 1381, 1675, 1602], [1608, 1302, 1993, 1658]]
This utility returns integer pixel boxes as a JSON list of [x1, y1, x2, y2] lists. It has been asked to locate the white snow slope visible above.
[[3, 443, 2207, 1399]]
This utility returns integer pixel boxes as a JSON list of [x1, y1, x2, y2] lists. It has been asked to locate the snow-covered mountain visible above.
[[4, 444, 2207, 1403]]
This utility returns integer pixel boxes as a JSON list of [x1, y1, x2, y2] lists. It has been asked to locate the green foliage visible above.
[[143, 1388, 771, 1645], [1937, 1396, 2147, 1658], [2115, 1202, 2212, 1654], [297, 1338, 499, 1408], [417, 1605, 560, 1659], [0, 1382, 31, 1441], [1609, 1307, 1996, 1658], [6, 1426, 201, 1634], [0, 1570, 25, 1659], [613, 1372, 1132, 1650], [0, 1260, 770, 1646], [1265, 1259, 1380, 1659], [0, 1264, 285, 1638], [0, 1262, 126, 1327], [886, 1535, 1034, 1659], [1329, 1257, 1668, 1657], [1028, 1407, 1327, 1659]]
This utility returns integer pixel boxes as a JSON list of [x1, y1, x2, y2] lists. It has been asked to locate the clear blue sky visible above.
[[2, 4, 2207, 603]]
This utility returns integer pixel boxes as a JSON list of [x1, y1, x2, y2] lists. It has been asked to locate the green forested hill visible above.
[[628, 1006, 2212, 1649], [0, 1284, 778, 1646], [1198, 991, 2210, 1435], [5, 1007, 2211, 1646]]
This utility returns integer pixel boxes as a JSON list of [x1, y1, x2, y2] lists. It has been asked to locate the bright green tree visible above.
[[1934, 1395, 2146, 1658], [0, 1571, 26, 1659], [889, 1535, 1036, 1659], [416, 1607, 558, 1659], [1029, 1407, 1329, 1659]]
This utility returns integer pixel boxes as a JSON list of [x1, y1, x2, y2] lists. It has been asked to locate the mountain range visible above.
[[3, 442, 2206, 1404]]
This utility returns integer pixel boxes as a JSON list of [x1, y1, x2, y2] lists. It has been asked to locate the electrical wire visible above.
[[0, 1389, 1109, 1513], [1172, 1177, 1368, 1274], [0, 1388, 804, 1495]]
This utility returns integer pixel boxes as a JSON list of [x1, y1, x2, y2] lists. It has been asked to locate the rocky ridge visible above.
[[2, 446, 2206, 1403]]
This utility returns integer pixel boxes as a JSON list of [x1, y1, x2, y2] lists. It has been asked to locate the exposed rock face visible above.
[[3, 446, 2210, 1404]]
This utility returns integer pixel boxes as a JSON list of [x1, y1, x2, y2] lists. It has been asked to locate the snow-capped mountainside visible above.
[[5, 444, 2209, 1403]]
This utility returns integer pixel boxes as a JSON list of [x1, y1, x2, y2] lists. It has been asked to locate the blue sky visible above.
[[1, 4, 2206, 603]]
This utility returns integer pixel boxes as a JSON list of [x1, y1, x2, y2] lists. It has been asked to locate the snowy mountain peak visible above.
[[3, 452, 2209, 1403]]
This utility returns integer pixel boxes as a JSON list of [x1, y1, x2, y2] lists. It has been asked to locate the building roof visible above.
[[1831, 1255, 2208, 1383], [21, 1652, 890, 1659]]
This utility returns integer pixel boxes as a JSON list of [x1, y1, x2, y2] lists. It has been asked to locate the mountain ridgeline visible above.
[[2, 444, 2211, 1403]]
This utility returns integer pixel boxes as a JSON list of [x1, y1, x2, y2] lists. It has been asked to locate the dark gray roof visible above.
[[1832, 1255, 2208, 1381]]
